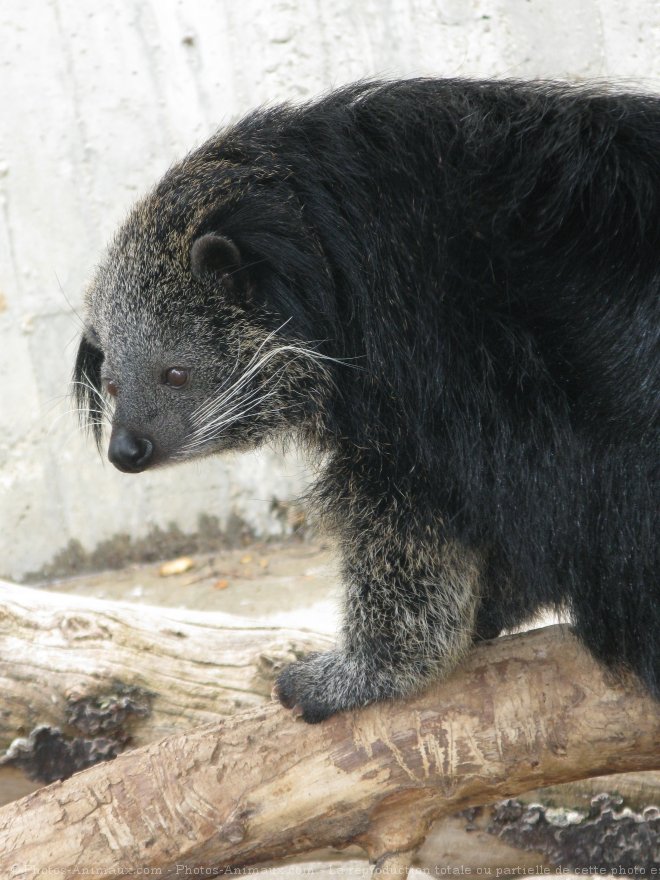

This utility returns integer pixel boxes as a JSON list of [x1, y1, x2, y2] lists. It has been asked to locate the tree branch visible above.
[[0, 579, 331, 770], [1, 624, 658, 878]]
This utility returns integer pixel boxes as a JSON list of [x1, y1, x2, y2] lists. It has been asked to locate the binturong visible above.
[[74, 79, 659, 723]]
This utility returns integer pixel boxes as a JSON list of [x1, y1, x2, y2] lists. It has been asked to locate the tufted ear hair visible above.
[[73, 333, 105, 450], [190, 233, 242, 284]]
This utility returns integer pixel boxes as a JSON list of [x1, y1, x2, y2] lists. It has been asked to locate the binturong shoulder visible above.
[[74, 78, 660, 722]]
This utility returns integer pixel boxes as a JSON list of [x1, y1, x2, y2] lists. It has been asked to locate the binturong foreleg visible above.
[[276, 502, 482, 723]]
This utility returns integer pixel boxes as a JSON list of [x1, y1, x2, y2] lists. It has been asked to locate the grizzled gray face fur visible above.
[[75, 189, 332, 473]]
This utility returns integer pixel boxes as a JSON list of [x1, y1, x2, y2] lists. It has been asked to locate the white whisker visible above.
[[47, 406, 108, 435], [70, 373, 115, 435], [178, 321, 358, 458], [189, 320, 293, 423]]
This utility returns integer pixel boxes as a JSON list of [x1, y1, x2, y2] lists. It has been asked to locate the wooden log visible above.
[[0, 624, 658, 878], [0, 577, 332, 748]]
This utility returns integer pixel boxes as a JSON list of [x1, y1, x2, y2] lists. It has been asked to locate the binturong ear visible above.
[[190, 233, 242, 286], [72, 334, 105, 451]]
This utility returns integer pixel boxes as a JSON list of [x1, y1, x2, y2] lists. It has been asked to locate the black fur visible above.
[[74, 79, 659, 721]]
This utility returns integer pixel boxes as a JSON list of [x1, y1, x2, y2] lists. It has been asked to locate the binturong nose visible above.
[[108, 426, 155, 473]]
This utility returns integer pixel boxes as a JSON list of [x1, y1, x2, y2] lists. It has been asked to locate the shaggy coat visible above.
[[75, 80, 660, 721]]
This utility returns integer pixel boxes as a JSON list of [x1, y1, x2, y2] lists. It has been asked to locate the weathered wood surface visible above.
[[0, 578, 332, 744], [0, 624, 658, 878]]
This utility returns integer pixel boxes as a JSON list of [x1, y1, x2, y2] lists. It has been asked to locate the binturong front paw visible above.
[[275, 650, 387, 724]]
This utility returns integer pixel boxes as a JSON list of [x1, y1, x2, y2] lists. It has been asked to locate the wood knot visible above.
[[58, 613, 110, 641]]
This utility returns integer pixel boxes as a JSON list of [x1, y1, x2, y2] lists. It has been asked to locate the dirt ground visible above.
[[45, 537, 342, 632]]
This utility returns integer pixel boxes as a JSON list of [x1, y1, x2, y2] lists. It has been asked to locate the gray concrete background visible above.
[[1, 0, 659, 581]]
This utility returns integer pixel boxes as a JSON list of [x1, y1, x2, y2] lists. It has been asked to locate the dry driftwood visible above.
[[0, 580, 659, 874], [0, 623, 658, 879], [0, 578, 332, 801], [0, 579, 333, 739], [0, 581, 658, 874]]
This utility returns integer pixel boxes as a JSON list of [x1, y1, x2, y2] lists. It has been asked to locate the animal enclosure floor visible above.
[[43, 537, 342, 633]]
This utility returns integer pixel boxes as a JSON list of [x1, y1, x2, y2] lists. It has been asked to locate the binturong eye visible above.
[[106, 380, 119, 397], [164, 367, 190, 388]]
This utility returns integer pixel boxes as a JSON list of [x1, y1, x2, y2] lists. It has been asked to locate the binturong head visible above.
[[72, 142, 338, 474]]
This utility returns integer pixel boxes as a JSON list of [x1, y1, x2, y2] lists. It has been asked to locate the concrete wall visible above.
[[1, 0, 659, 581]]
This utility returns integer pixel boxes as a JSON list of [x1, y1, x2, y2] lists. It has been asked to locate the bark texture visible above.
[[1, 623, 658, 878], [0, 578, 331, 744]]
